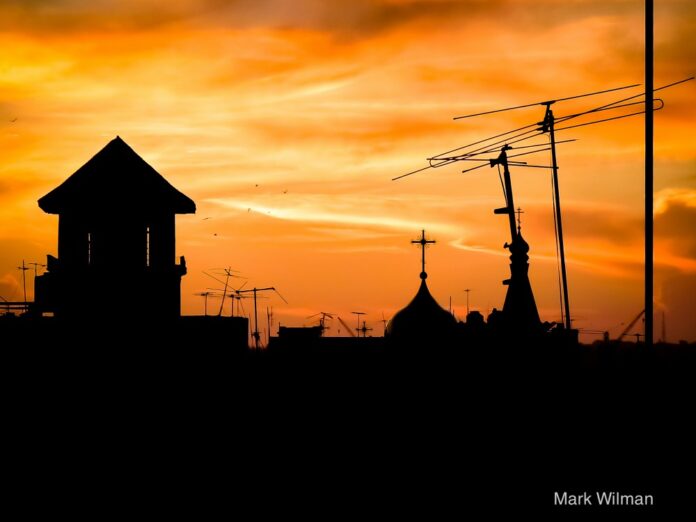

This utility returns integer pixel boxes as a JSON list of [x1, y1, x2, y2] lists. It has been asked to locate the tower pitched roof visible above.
[[38, 136, 196, 214]]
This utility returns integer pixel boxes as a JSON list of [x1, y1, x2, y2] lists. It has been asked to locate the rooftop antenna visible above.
[[307, 312, 334, 335], [217, 267, 233, 317], [206, 280, 257, 317], [234, 286, 288, 351], [27, 262, 46, 278], [358, 320, 373, 338], [28, 261, 46, 308], [17, 260, 29, 312], [202, 268, 244, 317], [395, 78, 693, 332], [267, 306, 274, 344], [194, 291, 213, 316], [381, 312, 388, 335], [464, 288, 471, 316], [337, 316, 357, 338], [351, 312, 366, 335]]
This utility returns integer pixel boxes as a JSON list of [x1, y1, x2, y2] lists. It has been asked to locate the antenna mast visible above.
[[235, 286, 287, 351], [541, 102, 571, 329], [17, 260, 29, 312]]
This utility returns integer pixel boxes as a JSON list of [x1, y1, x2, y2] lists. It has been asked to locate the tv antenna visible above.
[[16, 260, 29, 310], [337, 316, 357, 338], [194, 291, 213, 316], [351, 311, 366, 335], [267, 306, 274, 344], [307, 312, 334, 335], [234, 286, 288, 351], [394, 78, 693, 331], [27, 262, 46, 278], [357, 321, 373, 338]]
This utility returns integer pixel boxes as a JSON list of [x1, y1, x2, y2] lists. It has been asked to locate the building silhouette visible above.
[[501, 227, 542, 333], [34, 136, 195, 320]]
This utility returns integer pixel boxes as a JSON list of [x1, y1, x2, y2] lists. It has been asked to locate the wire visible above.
[[394, 77, 692, 182], [552, 77, 689, 127], [428, 122, 539, 162], [436, 126, 544, 164], [507, 147, 552, 159], [555, 99, 659, 125], [453, 83, 641, 120], [556, 108, 660, 132]]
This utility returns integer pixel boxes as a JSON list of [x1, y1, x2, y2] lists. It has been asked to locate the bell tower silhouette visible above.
[[35, 137, 195, 320]]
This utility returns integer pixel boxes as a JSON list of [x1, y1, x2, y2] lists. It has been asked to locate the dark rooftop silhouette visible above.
[[34, 136, 195, 319], [38, 136, 195, 214]]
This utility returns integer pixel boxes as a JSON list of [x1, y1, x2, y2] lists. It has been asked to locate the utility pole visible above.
[[645, 0, 654, 347]]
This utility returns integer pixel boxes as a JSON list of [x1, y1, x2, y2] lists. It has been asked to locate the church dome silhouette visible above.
[[385, 230, 457, 345], [386, 277, 457, 342]]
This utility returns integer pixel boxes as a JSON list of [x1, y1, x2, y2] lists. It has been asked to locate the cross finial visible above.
[[411, 229, 436, 279], [515, 207, 524, 233]]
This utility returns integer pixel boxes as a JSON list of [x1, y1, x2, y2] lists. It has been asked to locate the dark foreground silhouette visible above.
[[2, 315, 693, 516]]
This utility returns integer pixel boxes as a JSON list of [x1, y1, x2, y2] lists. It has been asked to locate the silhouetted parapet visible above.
[[386, 278, 457, 348], [35, 136, 195, 320]]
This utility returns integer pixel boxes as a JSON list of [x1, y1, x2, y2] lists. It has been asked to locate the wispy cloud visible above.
[[206, 195, 461, 235]]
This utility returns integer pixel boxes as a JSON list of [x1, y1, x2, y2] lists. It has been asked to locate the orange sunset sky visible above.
[[0, 0, 694, 342]]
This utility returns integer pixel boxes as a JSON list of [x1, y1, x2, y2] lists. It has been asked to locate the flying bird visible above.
[[202, 217, 211, 220], [10, 118, 18, 123]]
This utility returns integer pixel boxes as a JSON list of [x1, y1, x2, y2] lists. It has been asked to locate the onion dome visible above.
[[386, 276, 457, 344], [386, 229, 457, 346]]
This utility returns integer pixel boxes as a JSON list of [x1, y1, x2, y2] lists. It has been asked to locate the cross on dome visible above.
[[411, 229, 436, 280]]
